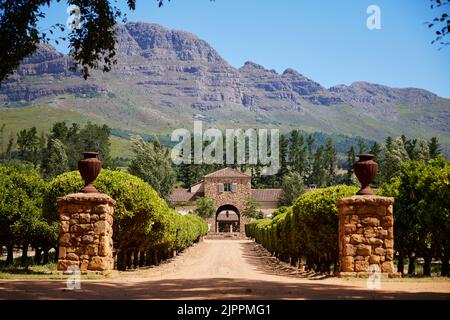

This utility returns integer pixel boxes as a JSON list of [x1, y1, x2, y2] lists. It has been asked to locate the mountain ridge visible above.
[[1, 22, 449, 155]]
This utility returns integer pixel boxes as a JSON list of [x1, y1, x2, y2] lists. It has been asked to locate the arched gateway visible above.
[[170, 167, 281, 234], [216, 204, 240, 233]]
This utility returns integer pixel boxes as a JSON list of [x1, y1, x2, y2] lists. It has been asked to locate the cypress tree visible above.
[[324, 137, 337, 186], [346, 145, 356, 185]]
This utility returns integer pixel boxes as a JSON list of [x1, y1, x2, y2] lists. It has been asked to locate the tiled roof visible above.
[[204, 167, 250, 178], [169, 189, 204, 202], [251, 189, 281, 202], [189, 181, 204, 192]]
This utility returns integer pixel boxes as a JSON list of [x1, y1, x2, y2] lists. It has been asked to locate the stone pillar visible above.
[[57, 193, 115, 273], [336, 195, 397, 277]]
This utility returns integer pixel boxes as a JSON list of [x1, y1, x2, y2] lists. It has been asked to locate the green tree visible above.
[[41, 138, 69, 180], [289, 130, 307, 176], [16, 127, 39, 166], [413, 139, 430, 162], [47, 122, 79, 169], [324, 137, 337, 186], [278, 171, 306, 206], [369, 141, 382, 161], [129, 136, 176, 200], [305, 134, 315, 186], [276, 133, 289, 184], [311, 145, 326, 187], [428, 137, 442, 159], [44, 169, 207, 270], [0, 124, 5, 159], [0, 0, 193, 83], [379, 137, 410, 183], [194, 197, 215, 219], [357, 138, 366, 154], [78, 122, 111, 167], [246, 185, 358, 273], [379, 157, 450, 276], [5, 133, 14, 160], [346, 145, 356, 185], [242, 197, 263, 219], [0, 162, 49, 266], [402, 135, 417, 159]]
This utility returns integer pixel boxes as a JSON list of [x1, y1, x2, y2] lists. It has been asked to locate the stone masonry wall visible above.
[[204, 176, 251, 233], [336, 195, 396, 277], [57, 193, 115, 273]]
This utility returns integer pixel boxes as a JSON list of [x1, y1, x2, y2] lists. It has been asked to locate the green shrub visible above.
[[246, 185, 357, 273], [44, 170, 207, 267]]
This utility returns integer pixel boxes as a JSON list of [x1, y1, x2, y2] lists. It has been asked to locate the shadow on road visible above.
[[1, 277, 449, 300]]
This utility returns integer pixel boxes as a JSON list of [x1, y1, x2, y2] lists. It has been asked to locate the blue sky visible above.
[[39, 0, 450, 98]]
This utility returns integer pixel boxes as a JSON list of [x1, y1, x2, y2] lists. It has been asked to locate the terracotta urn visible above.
[[78, 152, 102, 193], [353, 153, 378, 195]]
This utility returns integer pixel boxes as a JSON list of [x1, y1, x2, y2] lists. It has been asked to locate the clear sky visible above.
[[39, 0, 450, 98]]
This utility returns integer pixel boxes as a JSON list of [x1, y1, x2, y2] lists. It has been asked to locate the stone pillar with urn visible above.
[[57, 152, 115, 273], [336, 154, 399, 277]]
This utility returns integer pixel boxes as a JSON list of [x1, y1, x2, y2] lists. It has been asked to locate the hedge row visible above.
[[44, 170, 208, 270], [245, 185, 357, 273]]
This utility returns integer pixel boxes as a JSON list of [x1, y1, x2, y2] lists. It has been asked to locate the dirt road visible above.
[[1, 240, 449, 299]]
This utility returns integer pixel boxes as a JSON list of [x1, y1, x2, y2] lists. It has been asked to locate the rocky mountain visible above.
[[1, 22, 449, 155]]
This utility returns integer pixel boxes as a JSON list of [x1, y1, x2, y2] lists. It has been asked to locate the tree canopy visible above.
[[0, 1, 176, 83], [128, 136, 176, 200], [278, 171, 306, 207], [379, 156, 450, 276]]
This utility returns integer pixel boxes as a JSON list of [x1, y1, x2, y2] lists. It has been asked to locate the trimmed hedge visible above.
[[246, 185, 357, 273], [44, 170, 207, 269]]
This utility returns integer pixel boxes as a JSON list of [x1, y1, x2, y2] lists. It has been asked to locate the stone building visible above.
[[170, 167, 281, 233]]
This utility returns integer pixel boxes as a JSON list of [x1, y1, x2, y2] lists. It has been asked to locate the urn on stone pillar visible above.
[[354, 154, 378, 195], [78, 152, 102, 193]]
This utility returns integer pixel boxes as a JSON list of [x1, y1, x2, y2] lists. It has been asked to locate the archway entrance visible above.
[[215, 204, 240, 233]]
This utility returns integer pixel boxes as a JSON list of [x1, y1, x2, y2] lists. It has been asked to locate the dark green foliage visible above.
[[378, 135, 442, 184], [0, 162, 56, 266], [276, 133, 289, 184], [346, 145, 356, 184], [241, 197, 263, 219], [194, 197, 215, 218], [41, 121, 111, 173], [246, 185, 358, 273], [428, 137, 442, 159], [174, 130, 375, 190], [379, 156, 450, 276], [369, 141, 382, 161], [289, 130, 306, 176], [324, 138, 337, 186], [43, 169, 207, 269], [278, 171, 306, 206], [311, 145, 326, 186], [41, 138, 69, 180], [0, 0, 139, 82], [128, 136, 176, 200], [16, 127, 40, 166], [0, 0, 51, 83], [3, 121, 112, 175], [357, 139, 366, 154]]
